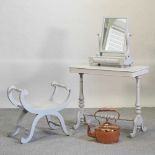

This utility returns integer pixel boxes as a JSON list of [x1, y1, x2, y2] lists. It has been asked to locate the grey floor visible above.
[[0, 108, 155, 155]]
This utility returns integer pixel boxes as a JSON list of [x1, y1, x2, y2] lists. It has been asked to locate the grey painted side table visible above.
[[69, 65, 149, 137]]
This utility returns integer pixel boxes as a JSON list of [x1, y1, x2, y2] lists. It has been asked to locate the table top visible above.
[[69, 65, 149, 77]]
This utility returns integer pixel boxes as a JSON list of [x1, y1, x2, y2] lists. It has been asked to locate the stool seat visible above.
[[7, 81, 71, 144]]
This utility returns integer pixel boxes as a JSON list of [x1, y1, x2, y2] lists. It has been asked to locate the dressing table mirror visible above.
[[89, 17, 133, 67]]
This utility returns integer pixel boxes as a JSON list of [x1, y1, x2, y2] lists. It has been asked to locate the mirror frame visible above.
[[99, 17, 130, 56]]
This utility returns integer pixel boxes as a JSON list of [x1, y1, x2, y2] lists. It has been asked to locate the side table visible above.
[[69, 65, 149, 137]]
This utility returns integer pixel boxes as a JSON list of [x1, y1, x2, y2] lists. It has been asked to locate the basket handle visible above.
[[94, 109, 120, 124]]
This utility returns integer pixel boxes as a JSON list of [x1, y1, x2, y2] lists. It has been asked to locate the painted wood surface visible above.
[[7, 82, 71, 144]]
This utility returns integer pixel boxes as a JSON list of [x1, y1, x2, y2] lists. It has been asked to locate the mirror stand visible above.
[[89, 17, 133, 67]]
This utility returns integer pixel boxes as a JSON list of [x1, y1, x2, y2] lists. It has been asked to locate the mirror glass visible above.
[[101, 18, 127, 53]]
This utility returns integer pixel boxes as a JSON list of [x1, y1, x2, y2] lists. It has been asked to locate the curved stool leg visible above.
[[21, 114, 44, 144], [54, 112, 69, 136], [46, 115, 59, 130], [8, 110, 27, 137]]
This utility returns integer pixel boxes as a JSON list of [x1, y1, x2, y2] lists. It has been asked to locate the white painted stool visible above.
[[7, 82, 71, 144]]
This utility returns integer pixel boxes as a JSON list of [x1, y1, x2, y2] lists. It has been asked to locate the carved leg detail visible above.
[[46, 115, 59, 130], [8, 110, 27, 137], [73, 111, 81, 129], [74, 73, 85, 129], [130, 116, 139, 137], [130, 115, 147, 137], [21, 114, 44, 144], [130, 76, 147, 137], [54, 112, 69, 136], [73, 109, 84, 129]]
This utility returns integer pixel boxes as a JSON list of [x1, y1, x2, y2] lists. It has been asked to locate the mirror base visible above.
[[89, 55, 133, 68]]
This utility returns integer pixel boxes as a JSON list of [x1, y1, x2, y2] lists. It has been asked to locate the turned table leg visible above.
[[73, 73, 85, 129], [130, 76, 147, 137]]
